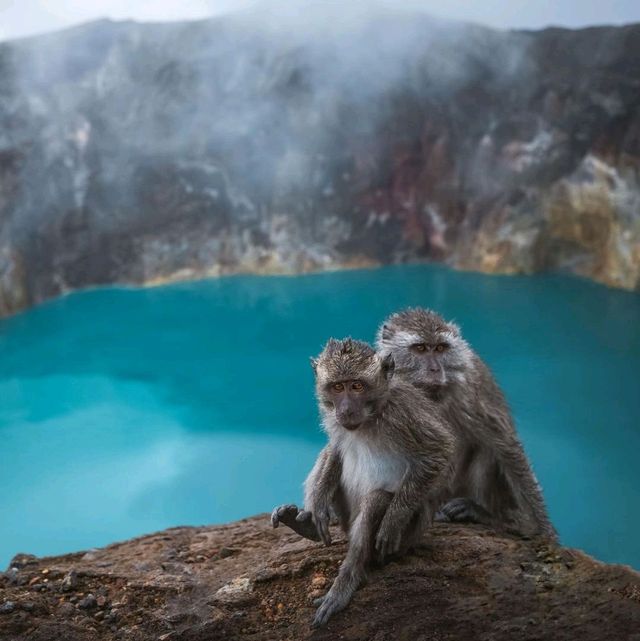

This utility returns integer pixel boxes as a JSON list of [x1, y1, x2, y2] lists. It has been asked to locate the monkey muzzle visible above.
[[423, 357, 447, 386], [336, 401, 364, 430], [336, 395, 368, 430], [337, 411, 363, 430]]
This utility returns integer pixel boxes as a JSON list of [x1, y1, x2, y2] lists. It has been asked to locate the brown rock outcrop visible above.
[[1, 515, 638, 640]]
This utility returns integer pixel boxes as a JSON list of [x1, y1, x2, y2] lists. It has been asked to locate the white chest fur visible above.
[[339, 433, 408, 504]]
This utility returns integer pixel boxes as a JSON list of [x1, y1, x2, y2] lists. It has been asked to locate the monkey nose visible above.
[[338, 410, 360, 429]]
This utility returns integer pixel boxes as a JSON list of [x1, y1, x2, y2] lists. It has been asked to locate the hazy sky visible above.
[[1, 0, 640, 42]]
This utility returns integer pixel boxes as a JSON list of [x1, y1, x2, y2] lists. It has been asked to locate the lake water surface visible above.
[[0, 265, 638, 569]]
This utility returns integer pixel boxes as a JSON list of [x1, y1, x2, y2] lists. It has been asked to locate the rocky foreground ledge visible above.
[[1, 516, 639, 641]]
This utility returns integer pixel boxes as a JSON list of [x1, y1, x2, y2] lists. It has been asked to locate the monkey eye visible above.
[[435, 343, 448, 353], [332, 382, 345, 393], [351, 381, 364, 392], [413, 343, 427, 353]]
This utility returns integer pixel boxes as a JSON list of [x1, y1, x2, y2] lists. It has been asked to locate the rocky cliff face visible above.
[[1, 516, 639, 640], [1, 9, 639, 316]]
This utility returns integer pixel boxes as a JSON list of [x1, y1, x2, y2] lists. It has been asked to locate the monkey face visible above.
[[321, 379, 378, 430], [387, 335, 455, 387], [406, 341, 450, 386], [376, 308, 469, 389], [312, 338, 394, 430]]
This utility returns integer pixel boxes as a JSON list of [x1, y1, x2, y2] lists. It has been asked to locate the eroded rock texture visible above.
[[1, 10, 639, 315], [0, 515, 639, 640]]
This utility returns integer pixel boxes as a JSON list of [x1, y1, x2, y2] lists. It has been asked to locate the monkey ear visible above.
[[310, 357, 318, 373], [380, 353, 395, 380], [381, 324, 392, 341]]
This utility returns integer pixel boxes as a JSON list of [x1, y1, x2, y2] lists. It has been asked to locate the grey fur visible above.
[[272, 337, 455, 627], [376, 308, 557, 540]]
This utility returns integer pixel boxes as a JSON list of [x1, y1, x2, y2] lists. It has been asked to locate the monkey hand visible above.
[[304, 497, 332, 546], [270, 504, 322, 542], [375, 513, 404, 560]]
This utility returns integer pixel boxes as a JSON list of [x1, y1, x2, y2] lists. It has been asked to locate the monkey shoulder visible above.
[[449, 351, 516, 436], [469, 353, 508, 403]]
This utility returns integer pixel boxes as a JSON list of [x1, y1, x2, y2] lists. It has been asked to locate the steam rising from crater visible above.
[[4, 0, 530, 217], [0, 2, 638, 315]]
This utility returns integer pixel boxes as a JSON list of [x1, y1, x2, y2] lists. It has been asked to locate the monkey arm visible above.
[[313, 489, 392, 627], [375, 448, 451, 559], [272, 446, 345, 545], [271, 446, 342, 545], [303, 445, 338, 507], [302, 445, 343, 545]]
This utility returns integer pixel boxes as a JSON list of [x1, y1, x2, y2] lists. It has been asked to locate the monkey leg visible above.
[[270, 504, 321, 542], [312, 489, 392, 628], [437, 497, 494, 525]]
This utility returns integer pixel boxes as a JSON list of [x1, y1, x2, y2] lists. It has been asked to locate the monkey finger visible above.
[[374, 530, 387, 553], [443, 505, 470, 521], [278, 503, 299, 516], [440, 498, 478, 521], [295, 509, 312, 523], [273, 504, 303, 528], [312, 595, 326, 606], [311, 606, 326, 628], [312, 598, 335, 628], [374, 535, 386, 558], [276, 504, 297, 521], [317, 518, 332, 546]]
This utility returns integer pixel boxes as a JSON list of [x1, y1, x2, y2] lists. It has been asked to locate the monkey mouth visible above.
[[340, 421, 362, 431]]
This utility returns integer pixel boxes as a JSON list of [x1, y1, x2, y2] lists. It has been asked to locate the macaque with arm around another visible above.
[[376, 308, 556, 540]]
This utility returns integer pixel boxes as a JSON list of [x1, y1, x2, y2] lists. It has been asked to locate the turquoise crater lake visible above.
[[0, 265, 638, 569]]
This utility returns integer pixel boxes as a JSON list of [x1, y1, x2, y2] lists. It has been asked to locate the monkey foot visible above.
[[312, 591, 348, 627], [270, 504, 321, 542], [437, 497, 493, 525]]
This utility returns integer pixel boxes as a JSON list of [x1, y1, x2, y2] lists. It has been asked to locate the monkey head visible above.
[[311, 338, 394, 431], [376, 308, 471, 389]]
